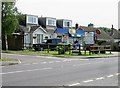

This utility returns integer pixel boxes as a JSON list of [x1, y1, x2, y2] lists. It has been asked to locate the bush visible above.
[[56, 43, 71, 54]]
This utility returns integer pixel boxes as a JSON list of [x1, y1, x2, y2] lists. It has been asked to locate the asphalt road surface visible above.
[[1, 53, 119, 86]]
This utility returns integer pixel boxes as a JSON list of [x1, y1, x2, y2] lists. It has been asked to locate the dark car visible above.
[[33, 38, 61, 51]]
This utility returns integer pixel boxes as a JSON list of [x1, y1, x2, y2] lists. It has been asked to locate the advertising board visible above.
[[84, 31, 95, 44]]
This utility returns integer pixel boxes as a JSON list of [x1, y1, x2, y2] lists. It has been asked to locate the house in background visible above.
[[55, 19, 72, 40], [57, 19, 72, 28], [109, 27, 120, 51], [38, 17, 57, 39], [23, 16, 57, 49], [80, 26, 113, 41]]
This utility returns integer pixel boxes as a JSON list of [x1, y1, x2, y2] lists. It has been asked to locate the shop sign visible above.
[[84, 31, 95, 44], [69, 28, 76, 34]]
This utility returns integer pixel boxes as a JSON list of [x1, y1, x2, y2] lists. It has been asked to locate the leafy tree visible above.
[[98, 27, 111, 33], [2, 2, 21, 50]]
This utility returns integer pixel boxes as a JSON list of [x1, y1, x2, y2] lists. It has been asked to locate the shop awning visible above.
[[76, 30, 85, 35], [54, 28, 69, 34]]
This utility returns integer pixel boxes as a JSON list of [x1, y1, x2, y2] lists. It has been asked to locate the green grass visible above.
[[2, 50, 112, 57], [1, 58, 17, 61]]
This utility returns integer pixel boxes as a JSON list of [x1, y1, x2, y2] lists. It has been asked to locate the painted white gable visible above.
[[33, 27, 48, 44]]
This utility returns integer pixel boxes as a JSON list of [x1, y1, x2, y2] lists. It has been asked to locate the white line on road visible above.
[[17, 59, 22, 63], [115, 73, 120, 76], [96, 77, 105, 80], [41, 62, 47, 64], [83, 80, 94, 83], [1, 67, 52, 75], [69, 83, 80, 86], [107, 75, 114, 78]]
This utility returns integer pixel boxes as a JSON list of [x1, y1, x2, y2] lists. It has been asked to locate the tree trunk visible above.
[[2, 34, 6, 50]]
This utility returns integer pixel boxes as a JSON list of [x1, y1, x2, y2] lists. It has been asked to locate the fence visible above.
[[32, 44, 111, 55], [89, 45, 111, 54]]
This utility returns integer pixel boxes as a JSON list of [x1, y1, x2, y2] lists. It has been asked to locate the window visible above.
[[33, 17, 36, 23], [64, 21, 71, 27], [47, 19, 56, 26], [27, 15, 38, 24], [36, 34, 43, 43]]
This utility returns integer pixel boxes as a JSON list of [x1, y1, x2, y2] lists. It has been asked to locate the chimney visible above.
[[110, 25, 114, 36], [75, 23, 79, 29], [88, 23, 94, 28]]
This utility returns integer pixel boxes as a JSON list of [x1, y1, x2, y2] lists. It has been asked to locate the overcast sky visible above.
[[16, 0, 118, 29]]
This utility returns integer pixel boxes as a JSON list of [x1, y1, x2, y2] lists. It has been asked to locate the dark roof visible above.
[[110, 29, 120, 39], [43, 28, 55, 33], [30, 26, 40, 33], [79, 26, 113, 40], [15, 25, 28, 33]]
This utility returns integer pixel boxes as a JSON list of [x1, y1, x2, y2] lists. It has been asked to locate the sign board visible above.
[[26, 15, 38, 25], [84, 31, 95, 44], [69, 28, 76, 34]]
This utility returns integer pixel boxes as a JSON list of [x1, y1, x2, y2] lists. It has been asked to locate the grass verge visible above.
[[2, 50, 112, 57], [1, 58, 17, 61]]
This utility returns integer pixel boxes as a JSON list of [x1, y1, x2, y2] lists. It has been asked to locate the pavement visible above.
[[1, 51, 119, 66]]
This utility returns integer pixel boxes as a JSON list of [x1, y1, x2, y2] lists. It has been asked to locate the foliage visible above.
[[56, 43, 70, 54], [98, 27, 111, 33], [96, 40, 106, 45], [2, 2, 20, 35], [1, 58, 17, 61], [2, 2, 22, 50]]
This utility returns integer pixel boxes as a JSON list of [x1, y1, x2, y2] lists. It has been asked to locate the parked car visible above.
[[33, 38, 62, 51]]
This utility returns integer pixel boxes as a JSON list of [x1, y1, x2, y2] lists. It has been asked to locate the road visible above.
[[1, 53, 119, 86]]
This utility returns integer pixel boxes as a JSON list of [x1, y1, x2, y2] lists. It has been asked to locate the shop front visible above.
[[54, 28, 85, 46]]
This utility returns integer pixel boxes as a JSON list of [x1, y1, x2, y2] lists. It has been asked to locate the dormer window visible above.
[[26, 15, 38, 25], [63, 21, 72, 27], [48, 19, 55, 26], [46, 18, 56, 26]]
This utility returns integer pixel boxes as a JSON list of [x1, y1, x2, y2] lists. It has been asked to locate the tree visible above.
[[2, 2, 20, 50], [98, 27, 111, 33]]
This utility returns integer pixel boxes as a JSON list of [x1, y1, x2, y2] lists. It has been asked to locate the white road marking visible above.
[[107, 75, 114, 78], [115, 73, 120, 76], [96, 77, 105, 80], [41, 62, 47, 64], [17, 59, 22, 63], [69, 83, 80, 86], [1, 67, 52, 75], [83, 80, 94, 83]]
